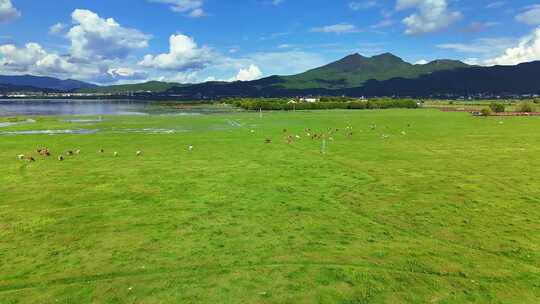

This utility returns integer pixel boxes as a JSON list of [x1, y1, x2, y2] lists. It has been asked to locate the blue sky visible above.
[[0, 0, 539, 84]]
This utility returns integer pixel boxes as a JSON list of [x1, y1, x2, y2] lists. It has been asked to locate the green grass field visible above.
[[1, 109, 540, 303]]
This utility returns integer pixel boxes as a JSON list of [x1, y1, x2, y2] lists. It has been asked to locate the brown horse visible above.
[[38, 148, 51, 156]]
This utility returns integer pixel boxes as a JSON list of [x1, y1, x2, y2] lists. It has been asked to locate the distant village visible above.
[[1, 90, 539, 101]]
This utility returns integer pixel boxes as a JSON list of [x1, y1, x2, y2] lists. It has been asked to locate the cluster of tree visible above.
[[231, 98, 419, 111], [480, 101, 537, 116], [489, 102, 506, 113], [516, 102, 537, 112]]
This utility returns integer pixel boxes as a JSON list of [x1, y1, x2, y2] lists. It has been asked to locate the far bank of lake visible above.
[[0, 99, 236, 116]]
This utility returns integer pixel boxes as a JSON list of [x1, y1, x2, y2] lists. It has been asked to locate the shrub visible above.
[[489, 103, 505, 113], [480, 108, 492, 116], [516, 102, 536, 113]]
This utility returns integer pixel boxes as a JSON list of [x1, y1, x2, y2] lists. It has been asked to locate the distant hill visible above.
[[166, 60, 540, 98], [0, 75, 96, 91], [78, 81, 186, 94], [348, 61, 540, 96], [0, 83, 61, 93], [277, 53, 469, 89]]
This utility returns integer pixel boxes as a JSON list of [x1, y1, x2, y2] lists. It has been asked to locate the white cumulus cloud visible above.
[[231, 64, 263, 81], [0, 42, 100, 78], [0, 0, 19, 23], [396, 0, 462, 35], [139, 34, 213, 71], [486, 27, 540, 66], [0, 41, 139, 83], [0, 43, 48, 72], [67, 9, 150, 61]]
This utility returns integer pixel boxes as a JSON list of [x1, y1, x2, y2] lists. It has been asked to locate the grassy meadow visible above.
[[1, 109, 540, 303]]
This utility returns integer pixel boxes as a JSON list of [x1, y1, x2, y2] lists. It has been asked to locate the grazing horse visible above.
[[38, 148, 51, 156], [58, 155, 64, 161], [19, 154, 35, 161]]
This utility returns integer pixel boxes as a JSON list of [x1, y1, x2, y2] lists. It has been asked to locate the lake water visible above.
[[0, 99, 232, 116]]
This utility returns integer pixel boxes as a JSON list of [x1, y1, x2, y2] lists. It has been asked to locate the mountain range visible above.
[[0, 75, 97, 91], [346, 61, 540, 96], [80, 53, 469, 94], [1, 53, 539, 97]]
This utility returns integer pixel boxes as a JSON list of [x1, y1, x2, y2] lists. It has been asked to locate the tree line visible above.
[[229, 98, 419, 111]]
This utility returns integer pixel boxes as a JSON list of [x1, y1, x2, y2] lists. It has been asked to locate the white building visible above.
[[300, 97, 319, 103]]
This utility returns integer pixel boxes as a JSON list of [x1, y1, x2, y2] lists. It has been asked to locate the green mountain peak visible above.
[[277, 52, 469, 89]]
